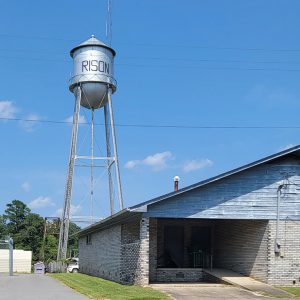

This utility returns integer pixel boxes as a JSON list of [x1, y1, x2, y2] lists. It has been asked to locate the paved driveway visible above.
[[0, 274, 88, 300], [152, 283, 297, 300]]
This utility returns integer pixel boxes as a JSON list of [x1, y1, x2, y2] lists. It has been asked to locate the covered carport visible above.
[[150, 218, 268, 283]]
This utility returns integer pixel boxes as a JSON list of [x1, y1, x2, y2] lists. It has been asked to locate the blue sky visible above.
[[1, 0, 300, 222]]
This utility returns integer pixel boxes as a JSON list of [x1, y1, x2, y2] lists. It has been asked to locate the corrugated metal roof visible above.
[[70, 35, 116, 57], [78, 144, 300, 235]]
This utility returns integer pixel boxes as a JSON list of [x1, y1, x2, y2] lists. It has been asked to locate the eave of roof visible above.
[[78, 209, 140, 236]]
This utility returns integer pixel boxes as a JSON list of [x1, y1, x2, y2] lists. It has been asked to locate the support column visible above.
[[138, 217, 150, 285], [104, 102, 114, 215], [57, 86, 81, 260], [149, 218, 157, 282], [107, 88, 123, 211]]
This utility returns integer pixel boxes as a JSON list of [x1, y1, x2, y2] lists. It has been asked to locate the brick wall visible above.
[[79, 218, 300, 286], [156, 268, 203, 282], [137, 217, 150, 285], [120, 219, 141, 284], [119, 217, 150, 285], [214, 220, 268, 282], [268, 220, 300, 286], [79, 217, 150, 285], [149, 218, 157, 282], [78, 225, 121, 282]]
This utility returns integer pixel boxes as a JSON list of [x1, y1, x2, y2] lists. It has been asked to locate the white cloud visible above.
[[55, 204, 82, 217], [124, 160, 140, 169], [182, 159, 213, 173], [70, 204, 81, 215], [19, 113, 42, 132], [29, 196, 55, 209], [21, 181, 31, 192], [0, 101, 18, 119], [245, 85, 296, 106], [279, 144, 296, 151], [65, 115, 86, 124], [125, 151, 173, 171]]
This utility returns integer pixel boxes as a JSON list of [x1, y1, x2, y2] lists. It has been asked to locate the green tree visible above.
[[0, 216, 7, 239], [68, 222, 81, 257], [43, 235, 58, 262], [3, 200, 44, 261], [2, 200, 81, 262], [18, 213, 44, 261], [4, 199, 30, 236]]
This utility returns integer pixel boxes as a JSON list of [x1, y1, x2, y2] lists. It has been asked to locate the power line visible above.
[[125, 43, 300, 53], [2, 48, 300, 65], [2, 55, 300, 72], [117, 63, 300, 72], [1, 45, 300, 66], [1, 32, 300, 53], [0, 33, 75, 42], [1, 117, 300, 129], [123, 56, 300, 65]]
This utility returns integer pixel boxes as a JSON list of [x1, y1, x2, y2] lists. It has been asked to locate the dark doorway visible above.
[[191, 226, 211, 252], [188, 226, 211, 268], [164, 225, 184, 268]]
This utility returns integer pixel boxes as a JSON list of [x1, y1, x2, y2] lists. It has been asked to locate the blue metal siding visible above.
[[144, 158, 300, 220]]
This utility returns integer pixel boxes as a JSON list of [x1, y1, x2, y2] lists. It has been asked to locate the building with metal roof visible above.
[[78, 145, 300, 286]]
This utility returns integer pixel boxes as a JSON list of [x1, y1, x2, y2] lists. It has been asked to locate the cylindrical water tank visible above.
[[69, 35, 117, 109]]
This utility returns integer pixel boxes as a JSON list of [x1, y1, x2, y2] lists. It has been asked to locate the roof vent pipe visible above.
[[174, 176, 180, 192]]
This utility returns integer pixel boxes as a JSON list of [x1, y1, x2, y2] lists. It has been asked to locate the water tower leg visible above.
[[90, 109, 95, 222], [57, 86, 82, 261], [107, 88, 124, 211], [104, 103, 115, 215]]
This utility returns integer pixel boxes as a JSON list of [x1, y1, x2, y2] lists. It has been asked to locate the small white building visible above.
[[0, 249, 32, 273]]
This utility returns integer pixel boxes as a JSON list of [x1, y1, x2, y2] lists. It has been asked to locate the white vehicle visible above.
[[67, 257, 79, 273]]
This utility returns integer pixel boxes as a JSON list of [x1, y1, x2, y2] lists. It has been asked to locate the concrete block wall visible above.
[[120, 217, 150, 285], [79, 224, 122, 282], [137, 217, 150, 285], [156, 268, 203, 282], [268, 220, 300, 286], [149, 218, 157, 282], [121, 220, 140, 244], [214, 220, 269, 282], [120, 219, 141, 284], [120, 242, 140, 283]]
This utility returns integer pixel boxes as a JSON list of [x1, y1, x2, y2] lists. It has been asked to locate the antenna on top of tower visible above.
[[106, 0, 113, 46]]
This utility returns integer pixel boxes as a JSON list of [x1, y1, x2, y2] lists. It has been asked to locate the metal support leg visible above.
[[57, 86, 81, 261], [104, 103, 115, 215], [107, 88, 124, 211], [9, 237, 13, 276], [90, 109, 95, 222]]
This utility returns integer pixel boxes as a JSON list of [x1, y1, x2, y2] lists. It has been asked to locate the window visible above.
[[86, 234, 92, 245]]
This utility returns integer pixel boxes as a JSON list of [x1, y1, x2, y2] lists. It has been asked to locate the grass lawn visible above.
[[280, 287, 300, 297], [50, 273, 170, 300]]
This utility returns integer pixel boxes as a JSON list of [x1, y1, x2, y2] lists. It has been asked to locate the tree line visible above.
[[0, 199, 80, 262]]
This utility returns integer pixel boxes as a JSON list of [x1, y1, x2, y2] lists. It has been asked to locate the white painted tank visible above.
[[69, 35, 117, 109]]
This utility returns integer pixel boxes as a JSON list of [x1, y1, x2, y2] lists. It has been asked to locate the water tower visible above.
[[57, 35, 123, 260]]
